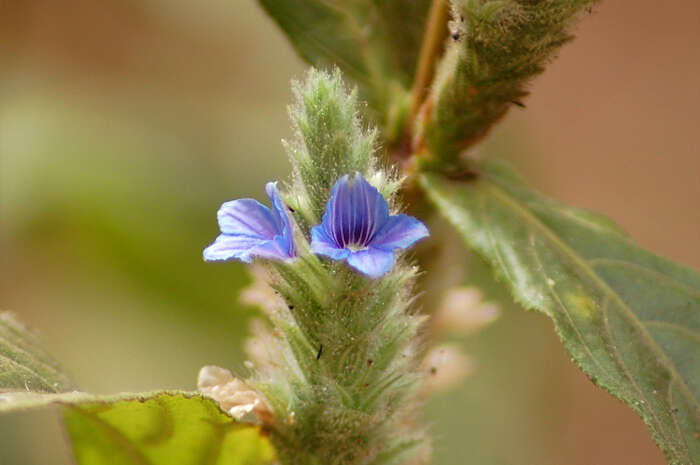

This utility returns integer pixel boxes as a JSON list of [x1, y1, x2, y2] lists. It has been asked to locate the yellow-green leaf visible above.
[[420, 159, 700, 465], [64, 392, 276, 465]]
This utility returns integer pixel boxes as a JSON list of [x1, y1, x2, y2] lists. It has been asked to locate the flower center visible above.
[[346, 242, 369, 252]]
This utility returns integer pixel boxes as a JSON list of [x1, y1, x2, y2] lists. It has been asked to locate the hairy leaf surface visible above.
[[420, 160, 700, 465], [0, 312, 75, 393]]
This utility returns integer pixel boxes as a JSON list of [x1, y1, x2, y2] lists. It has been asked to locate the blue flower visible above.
[[204, 182, 296, 263], [311, 173, 429, 278]]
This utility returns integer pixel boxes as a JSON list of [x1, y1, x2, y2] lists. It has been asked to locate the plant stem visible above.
[[410, 0, 449, 123]]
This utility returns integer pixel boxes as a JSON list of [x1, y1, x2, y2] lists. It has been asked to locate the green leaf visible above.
[[64, 392, 276, 465], [1, 390, 276, 464], [420, 159, 700, 465], [419, 0, 596, 167], [0, 312, 75, 393], [257, 0, 430, 127]]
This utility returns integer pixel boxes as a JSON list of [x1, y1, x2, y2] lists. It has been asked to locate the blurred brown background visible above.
[[0, 0, 698, 464]]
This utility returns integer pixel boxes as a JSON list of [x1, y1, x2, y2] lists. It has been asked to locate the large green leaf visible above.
[[0, 312, 75, 393], [64, 392, 276, 465], [258, 0, 430, 127], [420, 159, 700, 465]]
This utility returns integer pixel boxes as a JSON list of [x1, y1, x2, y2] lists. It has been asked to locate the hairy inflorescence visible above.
[[202, 69, 431, 465]]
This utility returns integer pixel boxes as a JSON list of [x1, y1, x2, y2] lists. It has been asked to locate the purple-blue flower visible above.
[[203, 182, 296, 263], [311, 173, 429, 278]]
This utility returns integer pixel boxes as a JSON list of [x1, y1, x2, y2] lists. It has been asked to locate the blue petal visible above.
[[203, 234, 267, 262], [323, 174, 351, 247], [266, 182, 296, 257], [349, 174, 390, 246], [371, 214, 429, 251], [205, 182, 297, 264], [251, 236, 296, 261], [346, 247, 395, 278], [320, 174, 390, 248], [217, 199, 278, 239], [310, 225, 350, 260]]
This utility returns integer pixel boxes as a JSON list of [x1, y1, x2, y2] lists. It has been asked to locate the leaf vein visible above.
[[68, 405, 155, 465], [643, 321, 700, 345]]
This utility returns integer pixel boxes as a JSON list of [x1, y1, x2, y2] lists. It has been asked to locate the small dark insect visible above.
[[451, 32, 461, 41], [367, 359, 373, 367], [671, 407, 680, 414], [288, 305, 294, 310], [316, 344, 324, 360], [287, 206, 295, 213]]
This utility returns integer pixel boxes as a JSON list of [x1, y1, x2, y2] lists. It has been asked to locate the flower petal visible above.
[[311, 225, 350, 260], [265, 182, 296, 257], [251, 235, 296, 261], [203, 234, 267, 262], [217, 199, 278, 239], [372, 214, 429, 251], [321, 174, 352, 247], [346, 247, 395, 278], [349, 174, 390, 246]]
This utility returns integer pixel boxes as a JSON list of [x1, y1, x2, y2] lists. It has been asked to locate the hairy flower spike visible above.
[[311, 173, 429, 278], [203, 182, 296, 263], [205, 70, 432, 465]]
